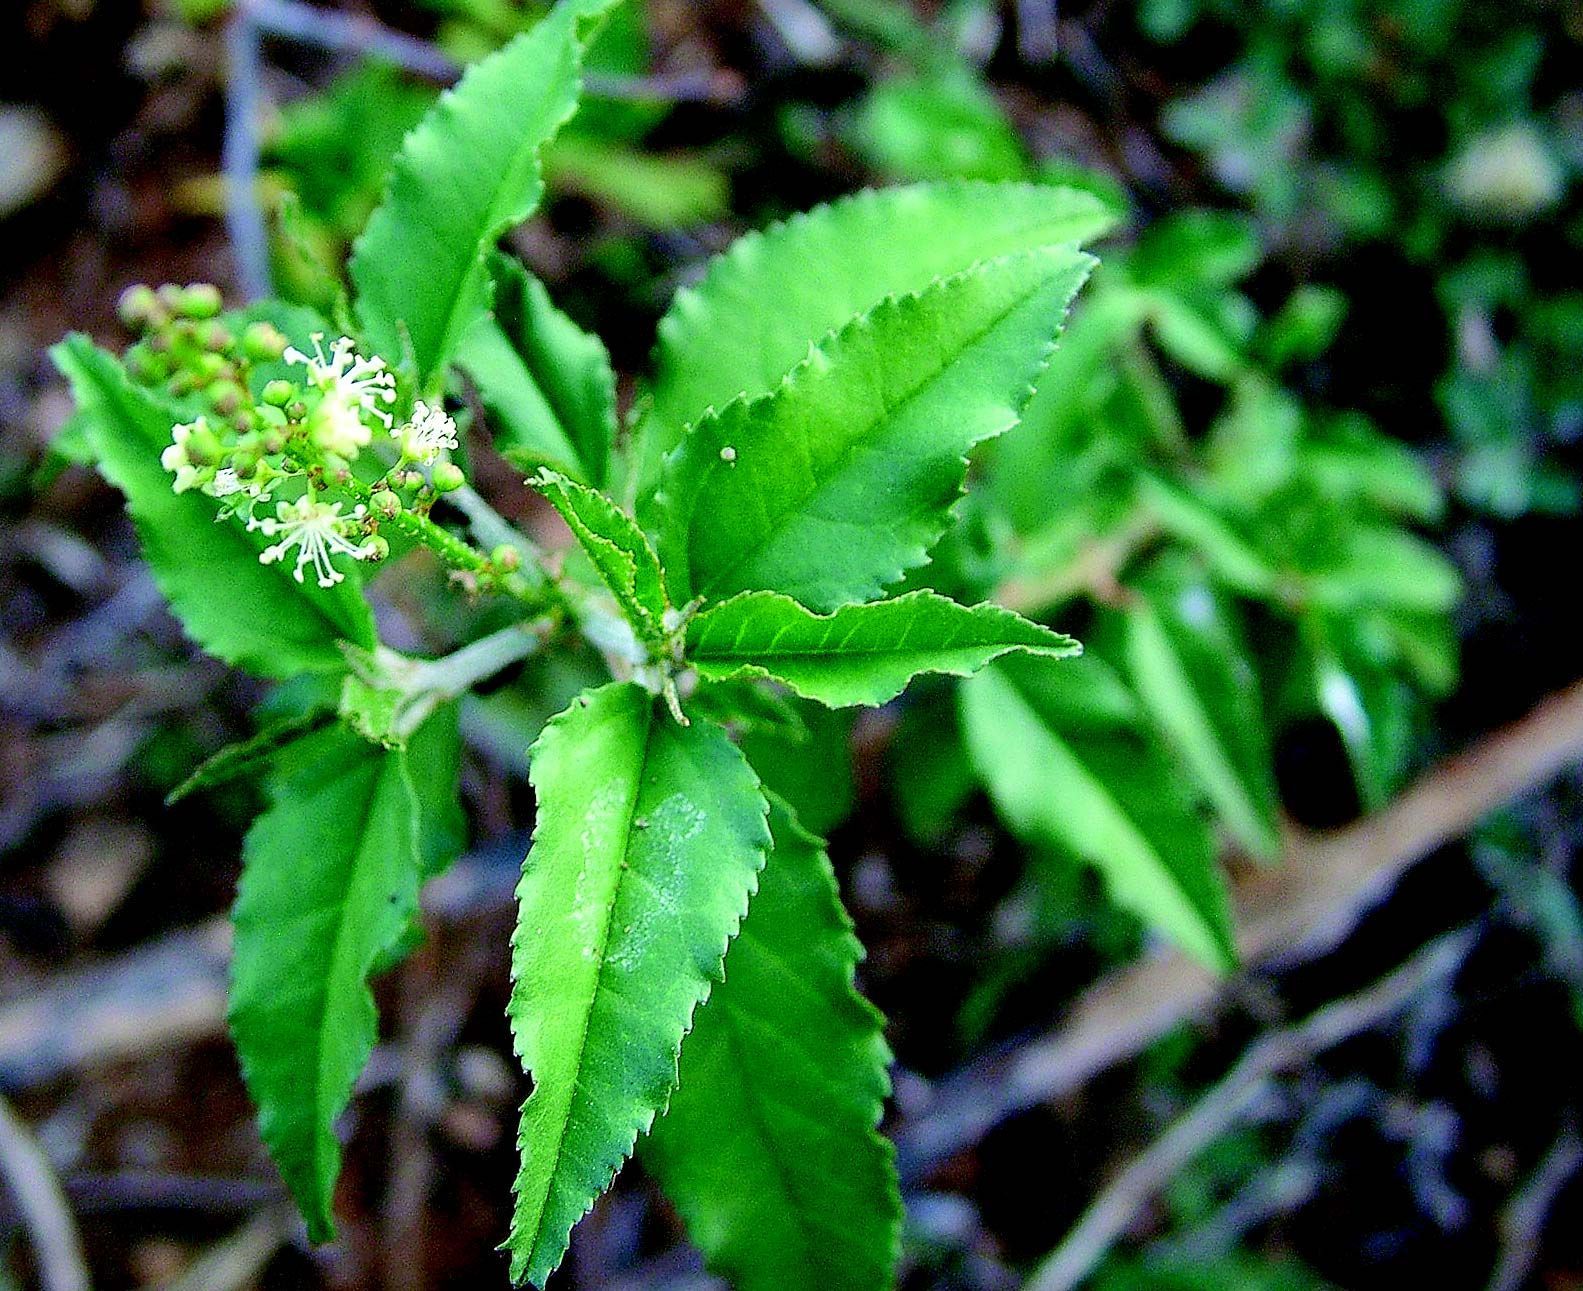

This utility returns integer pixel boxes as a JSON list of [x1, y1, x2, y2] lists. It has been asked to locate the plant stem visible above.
[[406, 624, 545, 703], [335, 474, 553, 609]]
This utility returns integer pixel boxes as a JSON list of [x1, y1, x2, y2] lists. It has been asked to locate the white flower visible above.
[[285, 333, 397, 459], [248, 494, 374, 588], [161, 418, 207, 493], [208, 468, 248, 498], [396, 399, 460, 463]]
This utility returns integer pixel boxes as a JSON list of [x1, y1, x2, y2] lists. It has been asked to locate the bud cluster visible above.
[[118, 282, 477, 590]]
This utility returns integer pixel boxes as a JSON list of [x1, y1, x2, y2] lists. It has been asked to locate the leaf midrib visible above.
[[309, 755, 390, 1208], [687, 267, 1062, 603], [522, 697, 655, 1260]]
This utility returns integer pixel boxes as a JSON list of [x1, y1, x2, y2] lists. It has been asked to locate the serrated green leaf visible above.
[[531, 469, 670, 647], [657, 246, 1096, 612], [407, 700, 466, 880], [51, 336, 375, 678], [350, 0, 618, 387], [228, 723, 422, 1241], [686, 589, 1078, 707], [166, 709, 335, 804], [458, 252, 617, 486], [506, 682, 770, 1286], [740, 701, 856, 837], [959, 655, 1234, 971], [644, 796, 900, 1291], [1123, 558, 1281, 860], [630, 180, 1116, 495], [374, 703, 467, 975]]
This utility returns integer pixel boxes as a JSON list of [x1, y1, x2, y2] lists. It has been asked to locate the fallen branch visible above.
[[897, 676, 1583, 1178], [0, 1092, 91, 1291], [1025, 927, 1477, 1291]]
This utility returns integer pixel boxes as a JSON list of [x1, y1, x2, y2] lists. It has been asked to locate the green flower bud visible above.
[[262, 379, 295, 407], [286, 401, 308, 422], [156, 284, 186, 315], [168, 371, 196, 398], [179, 283, 224, 319], [199, 321, 234, 353], [183, 423, 223, 466], [207, 380, 246, 415], [371, 488, 403, 519], [192, 352, 226, 385], [362, 535, 391, 562], [126, 345, 170, 384], [491, 544, 521, 573], [117, 284, 161, 331], [262, 430, 286, 454], [231, 408, 259, 434], [432, 461, 465, 493], [241, 322, 289, 362]]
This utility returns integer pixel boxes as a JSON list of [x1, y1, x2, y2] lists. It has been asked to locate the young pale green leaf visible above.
[[507, 682, 770, 1286], [531, 470, 670, 647], [350, 0, 617, 387], [630, 180, 1116, 495], [1305, 525, 1462, 615], [686, 589, 1078, 707], [1137, 474, 1277, 598], [51, 337, 376, 678], [1123, 558, 1281, 860], [959, 655, 1235, 971], [644, 797, 900, 1291], [228, 723, 422, 1242], [458, 253, 617, 486], [657, 246, 1096, 612]]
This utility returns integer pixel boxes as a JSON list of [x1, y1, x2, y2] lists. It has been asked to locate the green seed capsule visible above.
[[432, 461, 465, 493], [371, 488, 402, 519], [262, 379, 295, 407]]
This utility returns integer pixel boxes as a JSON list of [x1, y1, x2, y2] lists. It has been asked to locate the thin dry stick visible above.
[[160, 1203, 296, 1291], [1485, 1123, 1583, 1291], [1025, 927, 1477, 1291], [898, 677, 1583, 1178], [0, 1092, 91, 1291], [223, 8, 271, 301]]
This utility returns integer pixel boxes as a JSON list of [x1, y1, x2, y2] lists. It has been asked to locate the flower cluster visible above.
[[119, 282, 472, 590], [249, 495, 377, 589]]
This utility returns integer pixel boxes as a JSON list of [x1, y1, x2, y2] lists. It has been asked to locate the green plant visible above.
[[51, 3, 1145, 1285]]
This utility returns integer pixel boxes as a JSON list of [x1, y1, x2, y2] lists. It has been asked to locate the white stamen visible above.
[[247, 494, 374, 588], [284, 332, 398, 430], [396, 399, 460, 463]]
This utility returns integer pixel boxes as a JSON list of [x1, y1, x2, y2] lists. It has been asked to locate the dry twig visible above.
[[1025, 927, 1477, 1291], [898, 677, 1583, 1178], [0, 1091, 91, 1291]]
